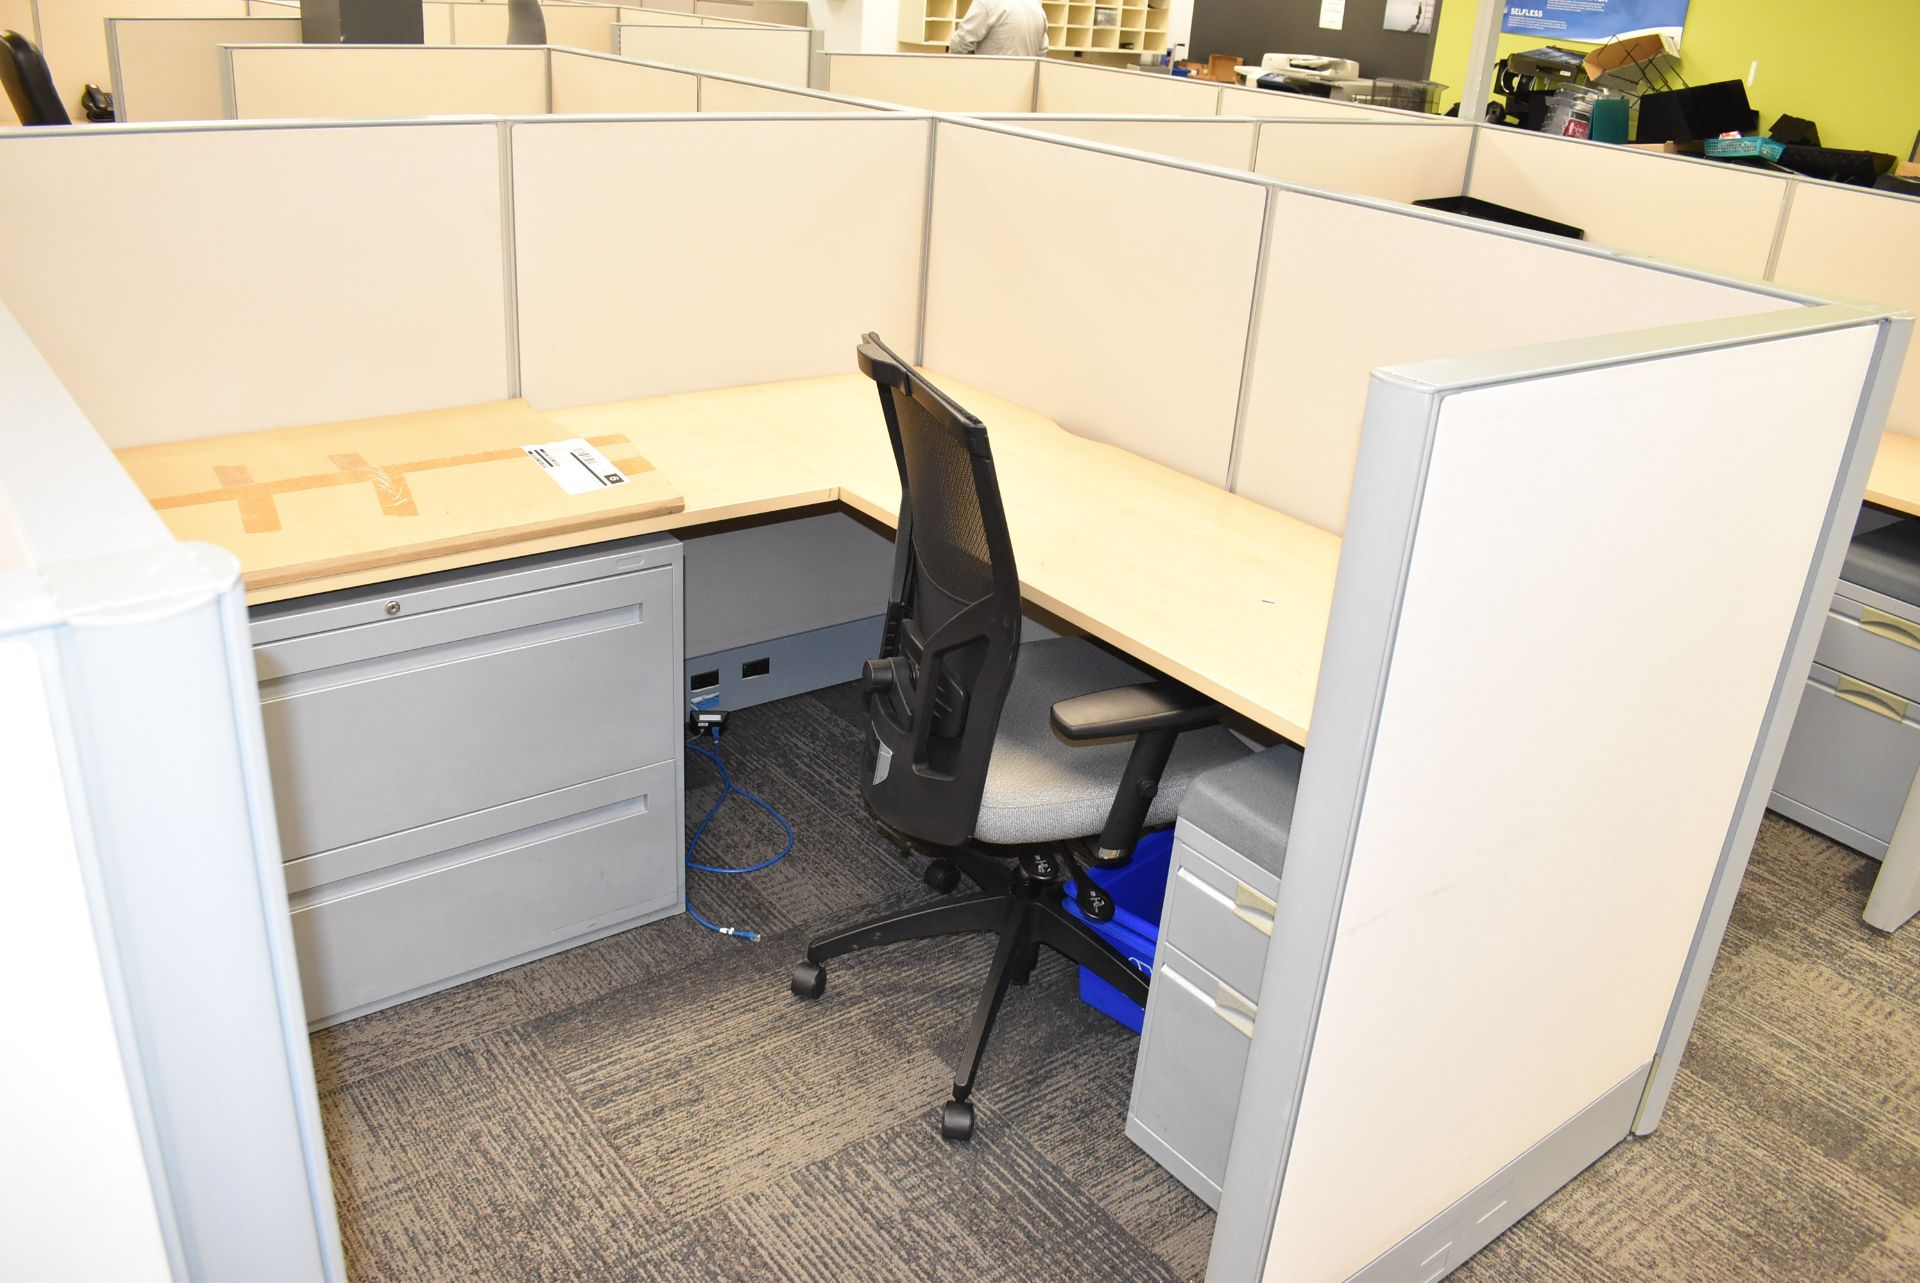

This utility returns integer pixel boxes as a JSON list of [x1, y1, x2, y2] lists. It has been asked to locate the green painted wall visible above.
[[1429, 0, 1920, 158]]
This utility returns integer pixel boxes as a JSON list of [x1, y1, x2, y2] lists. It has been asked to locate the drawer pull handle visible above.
[[1214, 981, 1258, 1038], [1158, 960, 1257, 1039], [1835, 675, 1909, 722], [1233, 883, 1276, 936], [1859, 606, 1920, 651]]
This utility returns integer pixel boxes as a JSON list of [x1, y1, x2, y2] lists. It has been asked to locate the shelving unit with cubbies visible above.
[[898, 0, 1169, 58]]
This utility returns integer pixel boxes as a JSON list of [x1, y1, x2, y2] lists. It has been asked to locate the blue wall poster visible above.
[[1502, 0, 1690, 43]]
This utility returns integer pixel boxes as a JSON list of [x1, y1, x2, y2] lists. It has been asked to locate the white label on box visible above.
[[522, 438, 630, 495]]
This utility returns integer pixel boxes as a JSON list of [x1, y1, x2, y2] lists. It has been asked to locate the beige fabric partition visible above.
[[697, 76, 881, 113], [108, 16, 301, 121], [0, 123, 512, 446], [224, 44, 549, 119], [1254, 121, 1471, 206], [824, 54, 1033, 113], [549, 49, 699, 112], [1234, 193, 1800, 533], [615, 24, 809, 86], [985, 116, 1258, 170], [694, 0, 809, 25], [1775, 183, 1920, 438], [36, 0, 250, 121], [1219, 83, 1446, 123], [1468, 128, 1791, 280], [511, 117, 929, 407], [421, 1, 457, 43], [1034, 60, 1221, 116], [922, 122, 1266, 485]]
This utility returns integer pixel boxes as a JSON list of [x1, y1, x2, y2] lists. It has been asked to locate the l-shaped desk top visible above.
[[116, 373, 1342, 744]]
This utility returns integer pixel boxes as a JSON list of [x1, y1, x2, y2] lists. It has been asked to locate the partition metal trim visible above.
[[1765, 177, 1800, 282], [914, 117, 940, 366], [496, 120, 524, 400], [1224, 186, 1275, 492]]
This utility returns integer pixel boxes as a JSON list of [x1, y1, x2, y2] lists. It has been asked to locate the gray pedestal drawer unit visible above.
[[1128, 743, 1302, 1208], [1773, 519, 1920, 861], [250, 536, 686, 1027]]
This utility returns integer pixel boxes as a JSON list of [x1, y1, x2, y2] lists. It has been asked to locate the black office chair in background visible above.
[[790, 334, 1248, 1141], [0, 31, 69, 127]]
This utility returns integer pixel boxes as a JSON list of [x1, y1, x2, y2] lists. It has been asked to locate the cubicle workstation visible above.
[[613, 17, 812, 87], [0, 107, 1904, 1280], [215, 43, 887, 118]]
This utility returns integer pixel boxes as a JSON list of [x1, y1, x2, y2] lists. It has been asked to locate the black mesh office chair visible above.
[[790, 334, 1248, 1141], [0, 31, 68, 127]]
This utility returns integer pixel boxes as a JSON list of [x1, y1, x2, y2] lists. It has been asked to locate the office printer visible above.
[[1259, 52, 1360, 80], [1255, 53, 1363, 98]]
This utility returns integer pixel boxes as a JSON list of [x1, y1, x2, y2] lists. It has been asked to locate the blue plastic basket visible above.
[[1061, 829, 1174, 1034]]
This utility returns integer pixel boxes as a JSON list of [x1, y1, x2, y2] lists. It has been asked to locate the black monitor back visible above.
[[856, 334, 1023, 848]]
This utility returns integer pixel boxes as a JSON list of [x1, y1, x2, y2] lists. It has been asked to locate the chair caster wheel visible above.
[[924, 858, 961, 894], [940, 1099, 975, 1142], [790, 960, 825, 1000]]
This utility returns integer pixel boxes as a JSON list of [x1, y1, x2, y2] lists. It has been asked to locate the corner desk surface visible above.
[[116, 373, 1342, 744], [1868, 432, 1920, 519]]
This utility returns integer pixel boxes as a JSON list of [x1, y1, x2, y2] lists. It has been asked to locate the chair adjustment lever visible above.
[[1057, 845, 1115, 923]]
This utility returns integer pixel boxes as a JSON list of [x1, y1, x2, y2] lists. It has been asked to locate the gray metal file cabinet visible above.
[[1773, 516, 1920, 930], [1129, 744, 1302, 1208], [250, 536, 686, 1027]]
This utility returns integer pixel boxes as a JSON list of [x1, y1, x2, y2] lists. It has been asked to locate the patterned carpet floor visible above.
[[312, 684, 1919, 1282]]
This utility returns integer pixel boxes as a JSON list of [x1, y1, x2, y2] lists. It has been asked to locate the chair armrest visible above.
[[1050, 680, 1224, 742]]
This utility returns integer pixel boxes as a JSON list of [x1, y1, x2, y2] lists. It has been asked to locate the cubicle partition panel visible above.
[[921, 120, 1265, 484], [693, 0, 810, 26], [1033, 59, 1222, 116], [107, 15, 303, 122], [1233, 191, 1801, 533], [223, 43, 550, 119], [822, 53, 1035, 113], [695, 73, 892, 113], [444, 0, 624, 48], [1212, 302, 1905, 1283], [1253, 120, 1472, 207], [549, 47, 699, 112], [613, 22, 810, 86], [33, 0, 251, 122], [1465, 128, 1793, 281], [510, 115, 929, 406], [1219, 82, 1449, 124], [975, 114, 1260, 170], [1774, 182, 1920, 439], [0, 122, 513, 446]]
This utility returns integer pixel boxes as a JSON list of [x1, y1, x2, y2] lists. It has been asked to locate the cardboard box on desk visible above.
[[1583, 33, 1679, 93]]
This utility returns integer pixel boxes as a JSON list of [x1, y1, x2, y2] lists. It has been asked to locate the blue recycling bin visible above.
[[1061, 828, 1174, 1033]]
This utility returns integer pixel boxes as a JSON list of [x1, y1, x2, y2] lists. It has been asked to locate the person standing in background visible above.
[[948, 0, 1048, 56]]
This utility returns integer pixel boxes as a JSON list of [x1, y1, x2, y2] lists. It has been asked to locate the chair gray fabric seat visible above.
[[973, 636, 1251, 844]]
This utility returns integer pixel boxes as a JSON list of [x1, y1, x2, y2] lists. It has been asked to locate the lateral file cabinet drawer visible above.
[[1774, 663, 1920, 846], [1816, 594, 1920, 702], [1160, 835, 1277, 1002], [289, 760, 679, 1022], [1129, 942, 1257, 1207], [258, 567, 677, 860]]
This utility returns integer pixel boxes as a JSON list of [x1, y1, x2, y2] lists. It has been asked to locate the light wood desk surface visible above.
[[117, 399, 689, 593], [1869, 432, 1920, 518], [118, 373, 1340, 742]]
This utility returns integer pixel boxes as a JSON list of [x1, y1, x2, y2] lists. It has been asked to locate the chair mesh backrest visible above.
[[893, 387, 997, 632], [858, 334, 1023, 846]]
